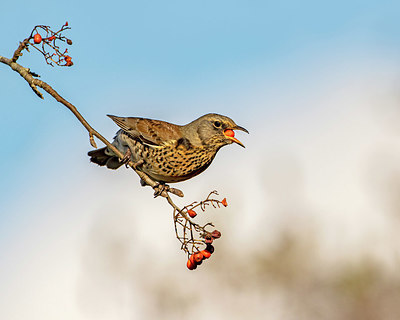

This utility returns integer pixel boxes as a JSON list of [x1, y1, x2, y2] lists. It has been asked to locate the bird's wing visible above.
[[107, 115, 182, 146]]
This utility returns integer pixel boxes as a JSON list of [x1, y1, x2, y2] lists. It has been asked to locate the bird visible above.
[[88, 113, 248, 184]]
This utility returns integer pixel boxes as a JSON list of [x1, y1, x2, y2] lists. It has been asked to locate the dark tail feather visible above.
[[88, 147, 109, 166], [88, 147, 123, 169]]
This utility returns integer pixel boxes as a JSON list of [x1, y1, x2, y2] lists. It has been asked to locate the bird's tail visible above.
[[88, 147, 123, 169]]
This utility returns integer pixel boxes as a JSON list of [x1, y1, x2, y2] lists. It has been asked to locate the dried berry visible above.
[[211, 230, 221, 239], [66, 39, 72, 45], [204, 234, 213, 244], [205, 244, 215, 254]]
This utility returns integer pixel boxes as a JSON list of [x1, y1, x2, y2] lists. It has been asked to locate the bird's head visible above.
[[187, 113, 249, 148]]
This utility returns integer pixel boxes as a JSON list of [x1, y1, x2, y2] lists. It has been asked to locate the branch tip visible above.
[[29, 84, 43, 99], [89, 134, 97, 148], [169, 188, 184, 197]]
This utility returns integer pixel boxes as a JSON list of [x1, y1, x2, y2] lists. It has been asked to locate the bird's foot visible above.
[[153, 182, 167, 198], [152, 182, 184, 198], [139, 173, 184, 197], [132, 159, 144, 170], [120, 148, 132, 166]]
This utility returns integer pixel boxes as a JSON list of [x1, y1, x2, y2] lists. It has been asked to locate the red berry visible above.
[[33, 33, 42, 44], [194, 252, 203, 263], [221, 198, 228, 207], [65, 56, 73, 67], [187, 259, 196, 270], [201, 250, 211, 259], [65, 21, 69, 26], [187, 209, 197, 218], [224, 129, 235, 138]]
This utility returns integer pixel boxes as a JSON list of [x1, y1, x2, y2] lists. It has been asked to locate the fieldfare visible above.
[[88, 113, 248, 184]]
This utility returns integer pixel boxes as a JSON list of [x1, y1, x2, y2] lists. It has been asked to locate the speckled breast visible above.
[[131, 140, 219, 183]]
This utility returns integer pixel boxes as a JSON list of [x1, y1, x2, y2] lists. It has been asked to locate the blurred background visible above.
[[1, 1, 400, 319]]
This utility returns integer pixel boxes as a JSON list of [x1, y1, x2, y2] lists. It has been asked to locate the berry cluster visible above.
[[186, 227, 223, 270], [29, 22, 73, 67], [172, 191, 228, 270], [187, 244, 215, 270]]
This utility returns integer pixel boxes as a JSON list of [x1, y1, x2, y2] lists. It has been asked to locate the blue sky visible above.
[[1, 1, 400, 319], [0, 0, 396, 201]]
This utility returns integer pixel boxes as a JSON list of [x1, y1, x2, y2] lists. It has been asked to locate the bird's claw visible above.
[[152, 183, 184, 198], [153, 182, 168, 198], [119, 148, 132, 166], [132, 159, 144, 170]]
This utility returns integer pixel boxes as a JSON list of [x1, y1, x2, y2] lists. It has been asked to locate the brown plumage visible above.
[[88, 113, 248, 183]]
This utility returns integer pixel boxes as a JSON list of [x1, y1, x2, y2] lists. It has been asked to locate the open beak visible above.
[[224, 125, 249, 148]]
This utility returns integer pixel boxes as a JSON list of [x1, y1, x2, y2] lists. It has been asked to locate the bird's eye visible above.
[[213, 121, 221, 128]]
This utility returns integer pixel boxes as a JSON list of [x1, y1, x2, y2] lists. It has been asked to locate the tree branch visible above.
[[1, 24, 227, 269], [1, 54, 185, 198]]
